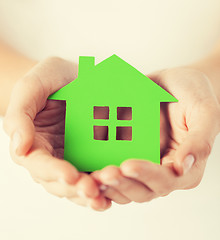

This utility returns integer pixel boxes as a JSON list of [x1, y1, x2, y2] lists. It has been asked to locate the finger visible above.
[[3, 109, 35, 156], [71, 184, 112, 211], [95, 166, 156, 203], [67, 197, 89, 207], [174, 105, 220, 175], [67, 191, 112, 211], [120, 159, 179, 196], [3, 57, 76, 156], [38, 174, 100, 200], [40, 182, 97, 209], [39, 179, 78, 198], [161, 148, 176, 166], [10, 141, 80, 184], [102, 187, 131, 204], [89, 196, 112, 211], [91, 170, 131, 204], [75, 173, 100, 198], [38, 175, 108, 210]]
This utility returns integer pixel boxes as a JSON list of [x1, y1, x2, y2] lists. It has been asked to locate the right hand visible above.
[[91, 67, 220, 205], [3, 57, 111, 211]]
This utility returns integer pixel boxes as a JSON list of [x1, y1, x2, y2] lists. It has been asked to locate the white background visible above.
[[0, 0, 220, 239]]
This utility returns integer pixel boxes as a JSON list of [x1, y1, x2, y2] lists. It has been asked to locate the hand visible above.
[[91, 67, 220, 204], [3, 57, 111, 211]]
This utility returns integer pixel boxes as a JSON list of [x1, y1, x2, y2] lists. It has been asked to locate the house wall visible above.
[[64, 92, 161, 171]]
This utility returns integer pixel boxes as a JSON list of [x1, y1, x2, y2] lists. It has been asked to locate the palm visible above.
[[150, 69, 216, 167], [33, 100, 66, 159]]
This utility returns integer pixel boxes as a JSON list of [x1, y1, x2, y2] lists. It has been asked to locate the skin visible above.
[[1, 40, 220, 210], [92, 67, 220, 203], [1, 49, 111, 211]]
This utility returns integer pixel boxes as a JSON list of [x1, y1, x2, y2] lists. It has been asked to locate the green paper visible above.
[[48, 55, 178, 171]]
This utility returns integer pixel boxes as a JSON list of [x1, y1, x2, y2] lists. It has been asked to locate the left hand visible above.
[[91, 67, 220, 204], [3, 57, 111, 211]]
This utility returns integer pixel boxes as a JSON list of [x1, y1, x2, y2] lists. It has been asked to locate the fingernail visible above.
[[183, 155, 195, 174], [99, 184, 108, 191], [77, 190, 87, 198], [12, 131, 21, 153]]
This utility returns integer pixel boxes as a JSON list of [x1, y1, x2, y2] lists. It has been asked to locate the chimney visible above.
[[78, 56, 95, 77]]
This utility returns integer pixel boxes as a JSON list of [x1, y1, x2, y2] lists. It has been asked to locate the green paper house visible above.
[[49, 55, 177, 172]]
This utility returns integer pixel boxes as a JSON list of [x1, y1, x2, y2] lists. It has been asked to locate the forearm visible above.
[[190, 41, 220, 103], [0, 40, 37, 116]]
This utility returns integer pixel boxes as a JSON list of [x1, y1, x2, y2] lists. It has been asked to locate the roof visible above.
[[48, 55, 177, 103]]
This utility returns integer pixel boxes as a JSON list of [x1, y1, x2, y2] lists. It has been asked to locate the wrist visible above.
[[0, 57, 37, 116], [189, 53, 220, 104]]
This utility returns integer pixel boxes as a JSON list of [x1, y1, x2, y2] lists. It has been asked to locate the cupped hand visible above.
[[91, 67, 220, 205], [3, 57, 111, 211]]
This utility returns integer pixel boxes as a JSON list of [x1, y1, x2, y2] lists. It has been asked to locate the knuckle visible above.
[[57, 167, 79, 185], [102, 165, 120, 179], [54, 185, 74, 198], [63, 187, 76, 198], [201, 140, 212, 158], [60, 173, 78, 186], [45, 56, 64, 65]]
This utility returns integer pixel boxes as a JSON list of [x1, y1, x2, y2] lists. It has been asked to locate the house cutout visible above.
[[48, 55, 178, 172]]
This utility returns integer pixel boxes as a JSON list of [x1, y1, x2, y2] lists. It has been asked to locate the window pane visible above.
[[93, 126, 109, 140], [94, 106, 109, 119], [116, 126, 132, 141], [117, 107, 132, 120]]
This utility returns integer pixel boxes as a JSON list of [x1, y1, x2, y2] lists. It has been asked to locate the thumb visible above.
[[173, 107, 220, 176], [3, 109, 35, 156], [3, 57, 76, 156]]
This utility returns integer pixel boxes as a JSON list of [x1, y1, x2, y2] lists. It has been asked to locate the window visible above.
[[93, 126, 109, 140], [117, 107, 132, 120], [116, 126, 132, 140], [93, 106, 109, 119], [93, 106, 132, 141]]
